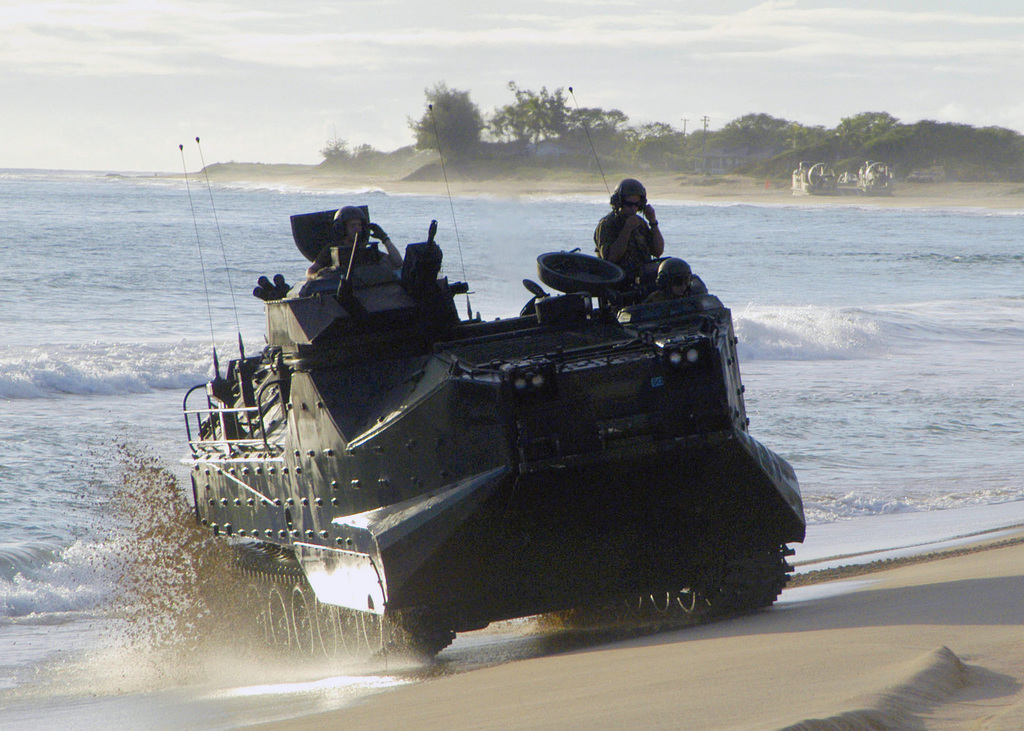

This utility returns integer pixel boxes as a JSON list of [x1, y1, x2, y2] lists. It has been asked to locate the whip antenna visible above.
[[568, 87, 610, 196], [428, 103, 473, 320], [179, 144, 221, 378], [195, 137, 245, 361]]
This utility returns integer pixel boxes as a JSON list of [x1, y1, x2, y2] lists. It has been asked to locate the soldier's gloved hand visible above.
[[622, 214, 644, 232], [368, 222, 389, 240]]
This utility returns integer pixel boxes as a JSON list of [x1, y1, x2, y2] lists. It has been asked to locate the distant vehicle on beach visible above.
[[792, 161, 838, 195], [857, 161, 895, 196], [795, 161, 895, 197]]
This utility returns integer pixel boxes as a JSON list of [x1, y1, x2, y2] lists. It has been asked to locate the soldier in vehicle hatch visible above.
[[643, 257, 708, 303], [306, 205, 403, 280], [594, 178, 665, 281]]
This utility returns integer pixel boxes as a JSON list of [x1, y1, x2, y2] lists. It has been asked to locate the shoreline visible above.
[[253, 528, 1024, 730], [200, 164, 1024, 210]]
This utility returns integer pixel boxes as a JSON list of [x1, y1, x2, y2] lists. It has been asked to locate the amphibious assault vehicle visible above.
[[183, 208, 805, 658]]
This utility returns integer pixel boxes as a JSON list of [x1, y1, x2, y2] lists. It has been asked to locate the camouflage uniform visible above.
[[594, 212, 656, 280]]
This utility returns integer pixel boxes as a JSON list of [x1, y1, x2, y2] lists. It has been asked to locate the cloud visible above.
[[4, 1, 1023, 76], [4, 0, 1024, 169]]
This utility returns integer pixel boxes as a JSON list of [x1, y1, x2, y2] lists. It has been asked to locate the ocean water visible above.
[[1, 169, 1023, 725]]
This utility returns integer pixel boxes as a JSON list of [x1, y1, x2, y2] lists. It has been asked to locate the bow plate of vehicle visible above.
[[183, 209, 805, 658]]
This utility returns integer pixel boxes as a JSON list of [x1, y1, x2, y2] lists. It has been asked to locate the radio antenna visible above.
[[179, 144, 221, 378], [195, 137, 245, 361], [428, 103, 473, 320], [568, 87, 610, 196]]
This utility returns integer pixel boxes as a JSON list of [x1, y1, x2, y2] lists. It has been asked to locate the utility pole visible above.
[[680, 118, 690, 171], [701, 116, 710, 175]]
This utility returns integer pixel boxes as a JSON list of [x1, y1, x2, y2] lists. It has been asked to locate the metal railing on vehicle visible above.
[[183, 383, 274, 457]]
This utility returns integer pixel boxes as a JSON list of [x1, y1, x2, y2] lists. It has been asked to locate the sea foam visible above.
[[0, 341, 219, 399], [735, 304, 886, 361]]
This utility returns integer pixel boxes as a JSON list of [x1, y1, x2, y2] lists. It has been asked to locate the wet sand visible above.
[[201, 164, 1024, 210], [253, 532, 1024, 731]]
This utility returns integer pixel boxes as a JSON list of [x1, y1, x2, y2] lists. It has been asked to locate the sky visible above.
[[2, 0, 1024, 172]]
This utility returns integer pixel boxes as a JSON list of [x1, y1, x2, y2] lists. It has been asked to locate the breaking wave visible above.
[[0, 341, 219, 399], [735, 304, 887, 361], [734, 296, 1024, 361]]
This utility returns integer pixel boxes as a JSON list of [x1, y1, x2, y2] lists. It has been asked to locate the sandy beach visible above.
[[253, 533, 1024, 731], [201, 164, 1024, 210]]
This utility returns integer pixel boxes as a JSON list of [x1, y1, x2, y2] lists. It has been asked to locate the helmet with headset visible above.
[[610, 178, 647, 209], [334, 205, 369, 227], [655, 257, 692, 292]]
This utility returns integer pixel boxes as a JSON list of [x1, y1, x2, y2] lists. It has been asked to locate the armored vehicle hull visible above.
[[184, 213, 804, 656]]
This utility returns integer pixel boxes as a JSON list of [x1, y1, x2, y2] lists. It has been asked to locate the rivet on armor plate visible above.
[[246, 498, 255, 506], [378, 477, 390, 486], [319, 530, 328, 538], [331, 497, 339, 506], [330, 480, 339, 490], [304, 530, 314, 539], [307, 450, 316, 457], [335, 537, 344, 546], [325, 448, 334, 457], [350, 479, 361, 490], [242, 467, 249, 475], [301, 497, 309, 506], [208, 498, 216, 506], [265, 530, 273, 538], [221, 498, 229, 506], [233, 498, 242, 506], [274, 498, 282, 506], [285, 498, 294, 506], [295, 467, 302, 474], [315, 497, 323, 506]]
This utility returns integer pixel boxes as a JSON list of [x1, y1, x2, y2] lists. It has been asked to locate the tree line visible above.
[[320, 82, 1024, 182]]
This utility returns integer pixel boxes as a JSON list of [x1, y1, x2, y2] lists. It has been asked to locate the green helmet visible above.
[[656, 258, 692, 291], [611, 178, 647, 208], [334, 205, 368, 227]]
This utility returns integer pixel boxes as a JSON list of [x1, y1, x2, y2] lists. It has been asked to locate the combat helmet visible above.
[[610, 178, 647, 208], [656, 257, 692, 292], [334, 205, 369, 227]]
